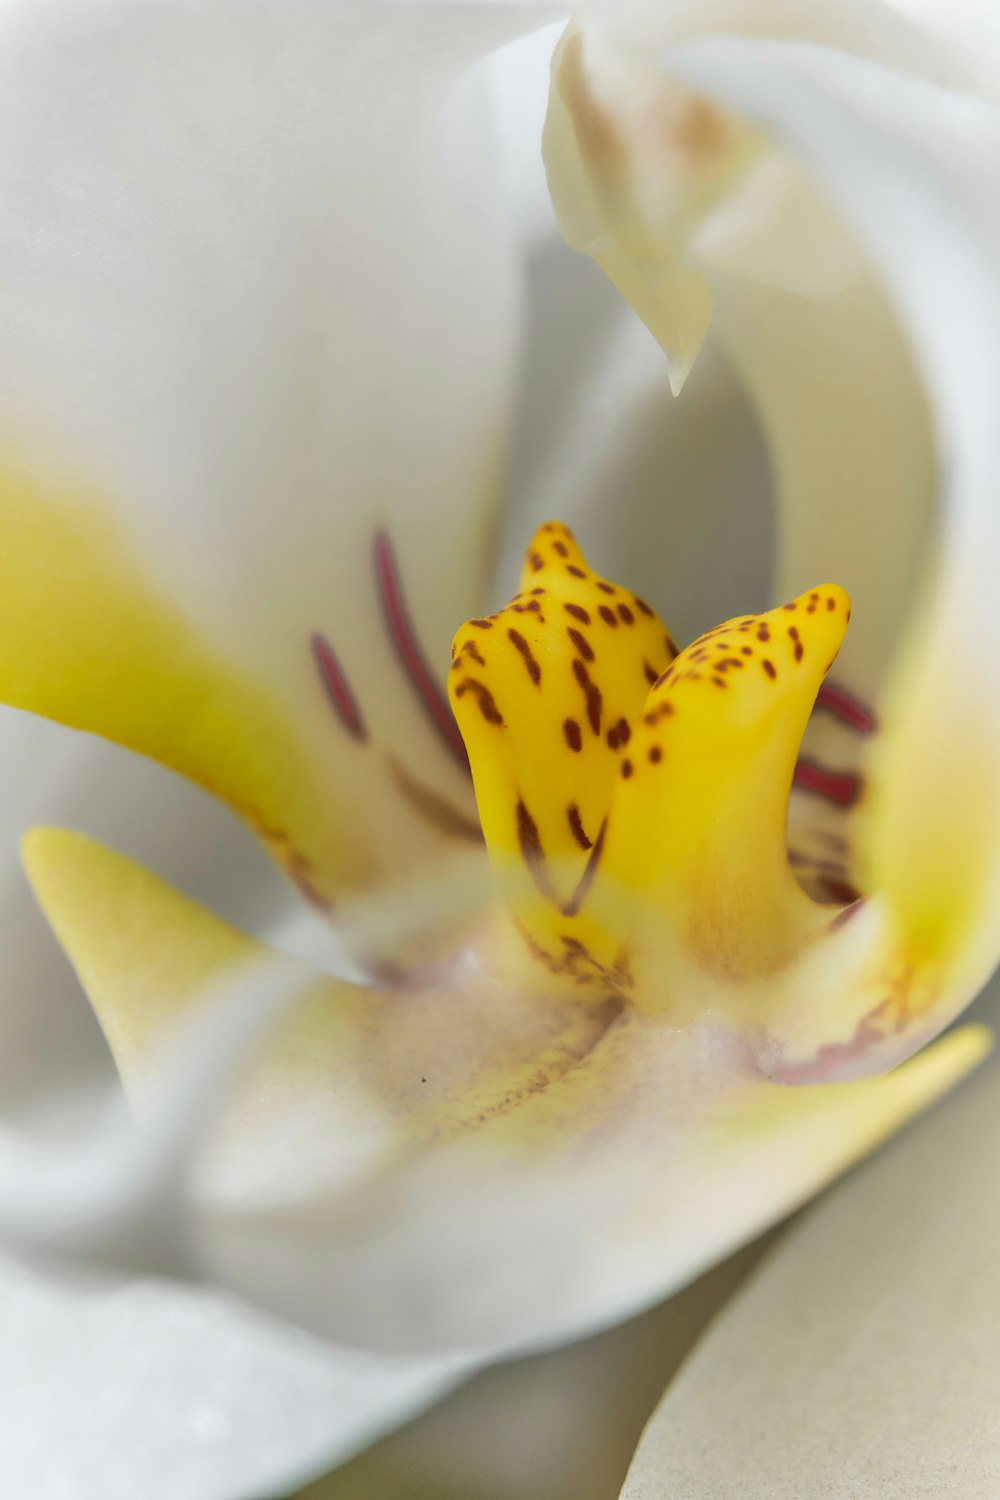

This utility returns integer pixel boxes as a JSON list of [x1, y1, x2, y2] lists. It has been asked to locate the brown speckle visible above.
[[567, 802, 593, 851], [572, 658, 603, 735], [508, 628, 542, 685], [455, 678, 504, 724], [563, 718, 582, 752], [567, 627, 594, 663]]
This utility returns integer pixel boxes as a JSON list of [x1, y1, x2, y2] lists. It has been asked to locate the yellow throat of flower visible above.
[[449, 522, 851, 1017]]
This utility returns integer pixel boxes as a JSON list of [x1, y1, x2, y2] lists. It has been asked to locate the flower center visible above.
[[449, 522, 853, 1014]]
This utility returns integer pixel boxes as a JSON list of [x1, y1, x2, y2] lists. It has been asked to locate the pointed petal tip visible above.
[[873, 1021, 993, 1133], [20, 823, 113, 933], [21, 822, 90, 880], [19, 824, 265, 1106], [914, 1019, 993, 1077]]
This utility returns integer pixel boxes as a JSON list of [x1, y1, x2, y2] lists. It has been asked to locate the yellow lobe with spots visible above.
[[594, 586, 851, 1004], [448, 522, 676, 992], [451, 524, 851, 1017]]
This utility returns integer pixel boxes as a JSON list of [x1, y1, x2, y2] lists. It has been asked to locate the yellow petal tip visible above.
[[22, 825, 260, 1105]]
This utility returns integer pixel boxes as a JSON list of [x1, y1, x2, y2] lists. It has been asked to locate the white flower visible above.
[[0, 2, 997, 1496]]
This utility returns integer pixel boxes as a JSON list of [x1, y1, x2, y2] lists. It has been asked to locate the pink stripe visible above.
[[311, 632, 367, 742], [815, 681, 877, 733], [373, 531, 470, 771], [793, 759, 860, 806]]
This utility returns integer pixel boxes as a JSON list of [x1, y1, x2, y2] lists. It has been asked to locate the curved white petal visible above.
[[0, 1251, 465, 1500], [620, 982, 1000, 1500], [576, 0, 1000, 95], [0, 0, 558, 926]]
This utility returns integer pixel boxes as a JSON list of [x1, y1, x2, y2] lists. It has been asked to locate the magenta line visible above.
[[815, 681, 877, 734], [793, 759, 861, 806], [311, 632, 368, 742], [373, 531, 470, 771]]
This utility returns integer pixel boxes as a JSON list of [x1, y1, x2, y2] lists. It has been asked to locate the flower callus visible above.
[[451, 521, 854, 1025]]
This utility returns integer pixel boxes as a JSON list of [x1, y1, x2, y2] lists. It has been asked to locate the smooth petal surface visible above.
[[620, 988, 1000, 1500], [303, 1244, 767, 1500], [0, 1252, 465, 1500], [0, 0, 557, 935], [15, 828, 990, 1357]]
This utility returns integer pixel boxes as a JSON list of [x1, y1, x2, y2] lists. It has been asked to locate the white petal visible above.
[[620, 981, 1000, 1500], [0, 0, 554, 919], [0, 1250, 465, 1500]]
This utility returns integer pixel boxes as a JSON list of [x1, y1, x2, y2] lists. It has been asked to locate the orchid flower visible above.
[[1, 2, 1000, 1497]]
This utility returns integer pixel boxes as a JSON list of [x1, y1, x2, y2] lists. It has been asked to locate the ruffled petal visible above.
[[0, 0, 554, 935], [11, 827, 989, 1356]]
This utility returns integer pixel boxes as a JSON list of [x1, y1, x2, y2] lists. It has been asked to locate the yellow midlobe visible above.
[[448, 521, 675, 992]]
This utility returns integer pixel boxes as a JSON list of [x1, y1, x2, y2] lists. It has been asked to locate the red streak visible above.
[[311, 633, 367, 742], [815, 681, 877, 733], [793, 759, 860, 806], [373, 531, 470, 771]]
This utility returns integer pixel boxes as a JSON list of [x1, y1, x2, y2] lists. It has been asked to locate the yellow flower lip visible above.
[[449, 521, 852, 1015]]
